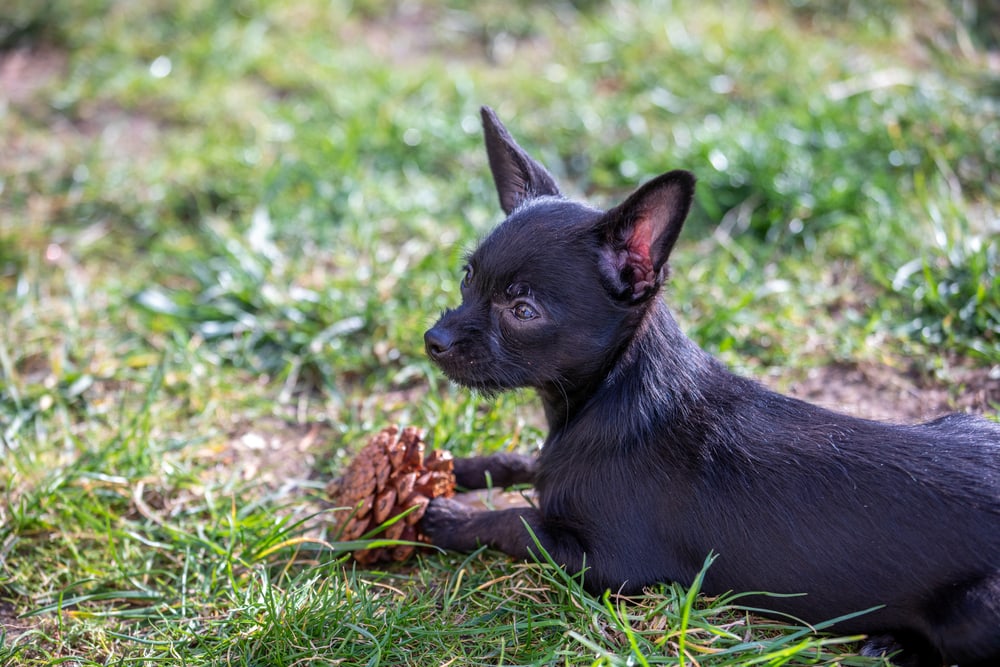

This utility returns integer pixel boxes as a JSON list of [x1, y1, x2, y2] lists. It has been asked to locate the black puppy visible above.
[[422, 106, 1000, 666]]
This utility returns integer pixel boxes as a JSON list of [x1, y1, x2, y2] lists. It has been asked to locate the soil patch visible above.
[[0, 44, 65, 106], [217, 418, 328, 491], [779, 361, 1000, 422], [0, 598, 32, 644]]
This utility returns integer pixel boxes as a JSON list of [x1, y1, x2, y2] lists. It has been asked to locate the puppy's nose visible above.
[[424, 326, 455, 359]]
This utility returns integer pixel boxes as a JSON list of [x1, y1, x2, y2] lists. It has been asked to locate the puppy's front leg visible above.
[[423, 497, 584, 571], [453, 452, 536, 489]]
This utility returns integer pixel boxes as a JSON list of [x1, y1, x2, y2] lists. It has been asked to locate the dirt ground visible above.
[[780, 360, 1000, 422]]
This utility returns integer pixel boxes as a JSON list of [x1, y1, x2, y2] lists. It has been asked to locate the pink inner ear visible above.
[[625, 216, 657, 296], [628, 218, 653, 260]]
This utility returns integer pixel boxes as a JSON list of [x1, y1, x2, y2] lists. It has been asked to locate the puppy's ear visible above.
[[481, 106, 560, 215], [597, 170, 696, 302]]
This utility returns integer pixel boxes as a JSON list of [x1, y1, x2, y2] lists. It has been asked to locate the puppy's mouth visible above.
[[424, 324, 518, 394], [428, 353, 512, 395]]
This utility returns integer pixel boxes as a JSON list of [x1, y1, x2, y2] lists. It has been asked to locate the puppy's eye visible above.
[[512, 303, 538, 321], [461, 265, 474, 288]]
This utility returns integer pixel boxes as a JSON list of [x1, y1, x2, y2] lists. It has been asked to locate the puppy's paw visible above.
[[421, 497, 475, 551]]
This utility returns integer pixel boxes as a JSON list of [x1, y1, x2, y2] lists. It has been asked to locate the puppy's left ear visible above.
[[597, 170, 696, 302], [481, 106, 561, 216]]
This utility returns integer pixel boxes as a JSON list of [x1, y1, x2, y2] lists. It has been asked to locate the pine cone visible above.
[[327, 425, 455, 564]]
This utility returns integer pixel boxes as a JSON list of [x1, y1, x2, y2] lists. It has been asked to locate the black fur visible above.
[[422, 106, 1000, 667]]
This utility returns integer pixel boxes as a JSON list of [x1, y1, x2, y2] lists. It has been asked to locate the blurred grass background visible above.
[[0, 0, 998, 664]]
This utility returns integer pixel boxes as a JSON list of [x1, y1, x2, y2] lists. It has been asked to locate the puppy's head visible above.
[[424, 106, 695, 396]]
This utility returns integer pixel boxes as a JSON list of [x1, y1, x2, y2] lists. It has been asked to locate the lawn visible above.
[[1, 0, 998, 664]]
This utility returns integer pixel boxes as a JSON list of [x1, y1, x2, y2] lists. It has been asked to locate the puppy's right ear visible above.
[[481, 106, 561, 215], [597, 170, 696, 303]]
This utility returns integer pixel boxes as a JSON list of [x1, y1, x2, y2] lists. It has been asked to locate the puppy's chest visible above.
[[536, 456, 682, 532]]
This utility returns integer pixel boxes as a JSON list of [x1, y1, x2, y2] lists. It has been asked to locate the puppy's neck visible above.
[[538, 299, 719, 435]]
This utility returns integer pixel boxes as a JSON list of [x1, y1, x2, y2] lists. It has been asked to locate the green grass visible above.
[[1, 0, 998, 664]]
